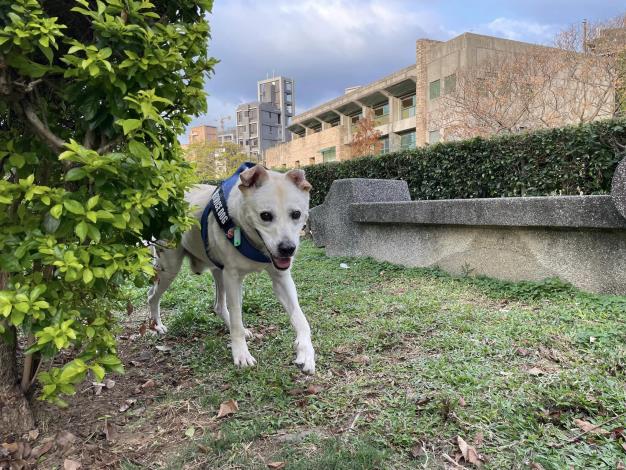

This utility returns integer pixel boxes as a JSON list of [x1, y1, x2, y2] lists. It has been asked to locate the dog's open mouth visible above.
[[271, 256, 292, 270]]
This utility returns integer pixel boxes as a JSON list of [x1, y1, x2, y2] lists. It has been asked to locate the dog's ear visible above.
[[239, 165, 269, 191], [285, 169, 312, 192]]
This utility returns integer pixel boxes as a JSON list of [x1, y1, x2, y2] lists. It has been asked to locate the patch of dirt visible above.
[[2, 308, 219, 469]]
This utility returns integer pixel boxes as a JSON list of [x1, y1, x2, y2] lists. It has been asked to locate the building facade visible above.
[[188, 124, 217, 145], [236, 76, 295, 162], [265, 32, 615, 169]]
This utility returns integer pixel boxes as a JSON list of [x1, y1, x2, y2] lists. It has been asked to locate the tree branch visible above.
[[97, 137, 122, 154], [21, 101, 65, 154], [83, 129, 96, 150]]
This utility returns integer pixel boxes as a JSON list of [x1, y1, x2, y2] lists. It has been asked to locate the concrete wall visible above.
[[308, 169, 626, 295], [265, 125, 350, 168]]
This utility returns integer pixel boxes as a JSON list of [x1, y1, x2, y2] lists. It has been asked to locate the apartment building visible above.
[[265, 32, 615, 169], [236, 76, 295, 162], [218, 127, 236, 145], [188, 124, 217, 145]]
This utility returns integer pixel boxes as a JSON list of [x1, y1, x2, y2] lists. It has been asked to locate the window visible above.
[[249, 108, 257, 120], [373, 103, 389, 126], [380, 136, 389, 154], [444, 73, 456, 94], [236, 111, 243, 123], [399, 130, 416, 150], [249, 123, 257, 135], [400, 95, 416, 119], [428, 130, 441, 144], [321, 146, 336, 162], [309, 157, 315, 165], [251, 138, 258, 147], [429, 79, 440, 99]]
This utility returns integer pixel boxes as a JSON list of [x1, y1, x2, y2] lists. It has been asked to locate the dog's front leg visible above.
[[223, 268, 256, 368], [270, 270, 315, 374]]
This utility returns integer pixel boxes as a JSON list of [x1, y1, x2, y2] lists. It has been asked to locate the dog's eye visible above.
[[291, 210, 301, 220], [260, 211, 273, 222]]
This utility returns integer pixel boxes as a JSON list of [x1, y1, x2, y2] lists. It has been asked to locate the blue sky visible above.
[[185, 0, 625, 139]]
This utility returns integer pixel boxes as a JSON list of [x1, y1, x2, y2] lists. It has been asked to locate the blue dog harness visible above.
[[200, 162, 271, 269]]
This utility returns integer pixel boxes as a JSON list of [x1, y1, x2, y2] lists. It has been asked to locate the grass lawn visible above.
[[123, 240, 626, 469]]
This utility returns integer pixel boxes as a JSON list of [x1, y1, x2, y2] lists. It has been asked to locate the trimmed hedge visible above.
[[303, 118, 626, 207]]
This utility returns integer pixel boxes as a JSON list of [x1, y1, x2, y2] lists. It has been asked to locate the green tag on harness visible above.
[[233, 226, 241, 247]]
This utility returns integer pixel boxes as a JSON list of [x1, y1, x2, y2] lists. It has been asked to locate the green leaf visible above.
[[91, 363, 105, 381], [50, 204, 63, 219], [64, 200, 85, 215], [129, 140, 151, 160], [83, 268, 93, 283], [65, 167, 87, 181], [9, 153, 25, 168], [75, 221, 88, 242], [87, 195, 99, 210], [118, 119, 142, 135]]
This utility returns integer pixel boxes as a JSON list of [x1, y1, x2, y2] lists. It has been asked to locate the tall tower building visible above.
[[257, 76, 295, 142]]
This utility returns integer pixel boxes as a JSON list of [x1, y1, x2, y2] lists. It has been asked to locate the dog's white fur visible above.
[[147, 165, 315, 374]]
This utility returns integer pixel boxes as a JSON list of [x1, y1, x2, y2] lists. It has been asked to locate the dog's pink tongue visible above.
[[274, 257, 291, 269]]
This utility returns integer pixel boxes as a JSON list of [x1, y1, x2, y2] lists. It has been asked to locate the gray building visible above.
[[235, 76, 295, 162], [217, 127, 236, 145]]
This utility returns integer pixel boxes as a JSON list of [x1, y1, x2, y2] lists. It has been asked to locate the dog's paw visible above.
[[244, 328, 253, 339], [232, 345, 257, 368], [153, 323, 168, 335], [294, 338, 315, 375]]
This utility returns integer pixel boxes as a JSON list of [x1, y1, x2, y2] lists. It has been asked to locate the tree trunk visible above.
[[0, 272, 34, 439]]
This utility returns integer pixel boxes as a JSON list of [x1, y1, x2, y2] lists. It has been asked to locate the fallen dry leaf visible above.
[[105, 378, 115, 389], [217, 399, 238, 418], [527, 367, 545, 376], [56, 430, 76, 449], [155, 344, 172, 353], [139, 323, 147, 336], [30, 439, 54, 459], [473, 432, 484, 447], [622, 442, 626, 453], [267, 462, 286, 469], [306, 384, 323, 395], [141, 379, 156, 389], [27, 429, 39, 441], [459, 396, 466, 407], [410, 442, 424, 459], [457, 436, 483, 467], [530, 463, 546, 470], [184, 427, 195, 438], [64, 458, 82, 470], [119, 398, 137, 413], [617, 462, 624, 470], [573, 418, 610, 435], [126, 300, 134, 315]]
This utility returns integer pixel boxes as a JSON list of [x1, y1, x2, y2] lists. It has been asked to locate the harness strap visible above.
[[200, 163, 271, 269]]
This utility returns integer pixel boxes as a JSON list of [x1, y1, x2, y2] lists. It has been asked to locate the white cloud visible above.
[[484, 17, 559, 43], [185, 0, 452, 135]]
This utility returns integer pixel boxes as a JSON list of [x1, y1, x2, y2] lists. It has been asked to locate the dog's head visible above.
[[238, 165, 311, 271]]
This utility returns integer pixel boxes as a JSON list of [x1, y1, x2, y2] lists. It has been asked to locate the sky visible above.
[[184, 0, 625, 140]]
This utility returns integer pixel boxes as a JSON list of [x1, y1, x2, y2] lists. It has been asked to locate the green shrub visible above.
[[0, 0, 215, 420], [304, 119, 626, 207]]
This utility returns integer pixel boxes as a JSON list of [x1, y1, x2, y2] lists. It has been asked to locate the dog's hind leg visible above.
[[148, 244, 184, 334], [210, 268, 253, 339], [223, 268, 256, 368]]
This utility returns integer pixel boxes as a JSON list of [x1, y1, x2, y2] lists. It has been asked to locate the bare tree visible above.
[[350, 115, 383, 158], [431, 13, 625, 140]]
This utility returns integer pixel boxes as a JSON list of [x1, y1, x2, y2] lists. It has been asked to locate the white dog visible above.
[[147, 163, 315, 374]]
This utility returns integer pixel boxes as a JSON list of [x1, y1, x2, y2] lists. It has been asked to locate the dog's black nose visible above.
[[277, 241, 296, 257]]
